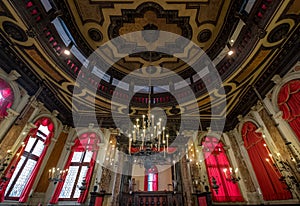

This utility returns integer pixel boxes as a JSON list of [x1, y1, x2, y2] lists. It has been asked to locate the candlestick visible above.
[[133, 130, 136, 142], [158, 131, 161, 148], [52, 168, 55, 179], [223, 168, 228, 179], [166, 134, 169, 152], [173, 160, 176, 181], [129, 137, 132, 155], [162, 127, 165, 142], [151, 115, 154, 127]]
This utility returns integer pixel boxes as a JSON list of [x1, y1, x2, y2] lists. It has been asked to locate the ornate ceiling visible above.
[[0, 0, 299, 131]]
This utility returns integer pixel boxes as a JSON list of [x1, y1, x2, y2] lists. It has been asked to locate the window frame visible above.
[[5, 128, 49, 200]]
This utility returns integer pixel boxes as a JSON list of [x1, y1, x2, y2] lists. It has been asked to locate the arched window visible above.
[[202, 136, 244, 202], [0, 117, 54, 202], [50, 132, 100, 204], [144, 165, 158, 191], [0, 78, 14, 119], [242, 121, 292, 200], [278, 79, 300, 141]]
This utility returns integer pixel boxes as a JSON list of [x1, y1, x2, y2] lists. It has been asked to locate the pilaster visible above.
[[223, 132, 248, 202], [232, 127, 263, 204]]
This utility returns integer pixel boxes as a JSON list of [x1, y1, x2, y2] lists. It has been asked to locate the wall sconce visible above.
[[0, 150, 12, 173], [223, 167, 240, 183], [48, 167, 68, 184], [78, 178, 87, 193], [211, 176, 219, 194], [0, 150, 13, 184]]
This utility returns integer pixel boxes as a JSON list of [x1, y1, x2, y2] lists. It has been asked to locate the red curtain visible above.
[[50, 132, 100, 204], [202, 136, 244, 202], [242, 122, 292, 200], [0, 117, 54, 202], [0, 78, 14, 119], [278, 79, 300, 141]]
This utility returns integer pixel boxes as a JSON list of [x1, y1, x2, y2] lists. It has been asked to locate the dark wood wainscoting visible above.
[[118, 191, 183, 206]]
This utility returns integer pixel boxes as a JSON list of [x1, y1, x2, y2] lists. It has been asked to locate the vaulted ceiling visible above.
[[0, 0, 299, 131]]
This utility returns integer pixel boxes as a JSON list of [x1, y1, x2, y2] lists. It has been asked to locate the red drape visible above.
[[202, 137, 244, 202], [0, 78, 14, 119], [242, 122, 292, 200], [50, 132, 100, 204], [278, 79, 300, 141], [0, 117, 54, 202]]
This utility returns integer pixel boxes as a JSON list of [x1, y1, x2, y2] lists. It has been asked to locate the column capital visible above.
[[62, 125, 71, 133], [237, 115, 244, 122], [274, 111, 283, 119], [27, 122, 37, 129], [182, 130, 197, 137], [232, 128, 244, 146], [8, 70, 21, 81], [22, 122, 37, 134], [32, 100, 44, 108], [223, 145, 230, 151], [109, 128, 119, 135], [228, 129, 236, 137], [5, 108, 19, 119], [251, 102, 263, 112], [255, 127, 263, 133], [65, 141, 75, 150], [52, 110, 59, 117], [271, 74, 282, 84]]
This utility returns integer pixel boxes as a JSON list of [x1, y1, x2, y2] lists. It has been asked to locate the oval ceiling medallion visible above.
[[88, 28, 103, 42], [267, 23, 290, 43], [3, 21, 28, 42], [198, 29, 212, 43]]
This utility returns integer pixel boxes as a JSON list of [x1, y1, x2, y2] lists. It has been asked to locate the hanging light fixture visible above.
[[126, 51, 170, 158]]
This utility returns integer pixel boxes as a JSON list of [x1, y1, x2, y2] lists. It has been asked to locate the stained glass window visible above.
[[4, 117, 54, 201]]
